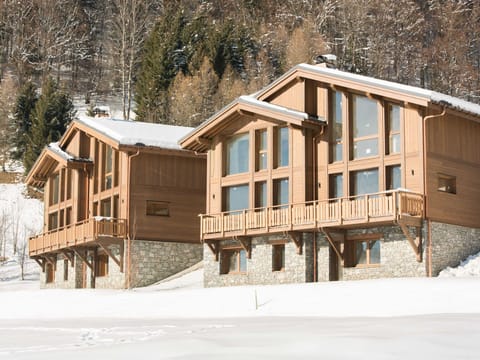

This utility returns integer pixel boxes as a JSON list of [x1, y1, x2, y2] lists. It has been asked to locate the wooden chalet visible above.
[[180, 62, 480, 286], [27, 116, 206, 288]]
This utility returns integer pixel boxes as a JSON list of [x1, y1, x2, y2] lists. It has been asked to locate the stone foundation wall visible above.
[[203, 235, 312, 288], [40, 254, 83, 289], [130, 240, 202, 288], [430, 222, 480, 276], [86, 244, 125, 289]]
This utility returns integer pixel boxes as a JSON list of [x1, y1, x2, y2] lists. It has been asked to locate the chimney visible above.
[[314, 54, 337, 68]]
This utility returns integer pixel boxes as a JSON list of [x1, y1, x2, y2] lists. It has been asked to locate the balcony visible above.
[[200, 190, 424, 240], [29, 217, 127, 256]]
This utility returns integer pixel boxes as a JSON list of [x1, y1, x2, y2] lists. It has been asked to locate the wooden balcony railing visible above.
[[29, 217, 127, 256], [200, 190, 424, 240]]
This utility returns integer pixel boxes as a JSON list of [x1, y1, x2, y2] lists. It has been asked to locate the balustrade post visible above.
[[365, 194, 369, 221]]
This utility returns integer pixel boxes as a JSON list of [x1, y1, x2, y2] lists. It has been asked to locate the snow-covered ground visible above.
[[1, 183, 480, 359]]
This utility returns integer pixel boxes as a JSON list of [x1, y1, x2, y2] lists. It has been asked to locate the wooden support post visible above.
[[73, 248, 94, 271], [286, 232, 303, 255], [206, 241, 220, 261], [322, 228, 343, 261], [398, 221, 422, 262], [236, 236, 252, 259]]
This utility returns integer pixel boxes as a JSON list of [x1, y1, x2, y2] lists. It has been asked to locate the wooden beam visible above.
[[205, 241, 220, 261], [398, 221, 422, 262], [43, 254, 57, 267], [236, 236, 252, 259], [98, 242, 123, 273], [73, 248, 94, 271], [322, 228, 344, 261], [286, 232, 303, 255], [60, 250, 75, 267], [33, 257, 45, 272]]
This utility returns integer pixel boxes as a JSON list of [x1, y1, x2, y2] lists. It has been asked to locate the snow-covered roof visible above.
[[75, 115, 193, 150], [238, 95, 312, 121], [283, 64, 480, 117], [47, 142, 92, 163]]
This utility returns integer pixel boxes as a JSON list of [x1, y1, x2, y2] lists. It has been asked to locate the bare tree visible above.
[[17, 237, 28, 280], [108, 0, 162, 120], [0, 73, 18, 171], [0, 209, 10, 260]]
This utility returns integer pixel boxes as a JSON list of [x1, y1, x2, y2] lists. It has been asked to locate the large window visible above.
[[386, 104, 401, 154], [350, 168, 379, 196], [355, 240, 381, 266], [226, 133, 249, 175], [386, 165, 401, 190], [330, 91, 343, 162], [276, 127, 289, 167], [220, 248, 247, 274], [256, 129, 267, 171], [351, 95, 378, 159], [223, 184, 249, 212], [100, 198, 111, 217], [273, 178, 289, 206], [272, 244, 285, 271]]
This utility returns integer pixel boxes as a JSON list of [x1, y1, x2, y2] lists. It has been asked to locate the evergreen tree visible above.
[[24, 78, 75, 172], [9, 82, 38, 162]]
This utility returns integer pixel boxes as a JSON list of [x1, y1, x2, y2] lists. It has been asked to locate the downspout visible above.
[[312, 124, 325, 282], [422, 105, 447, 277], [126, 149, 140, 289]]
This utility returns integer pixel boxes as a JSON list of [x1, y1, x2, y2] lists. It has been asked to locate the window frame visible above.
[[256, 129, 268, 171], [96, 254, 109, 277], [437, 174, 456, 194], [275, 126, 289, 168], [225, 132, 249, 176], [350, 94, 379, 160], [386, 103, 401, 155], [272, 244, 285, 272], [146, 200, 170, 217], [329, 90, 343, 163], [220, 247, 247, 275], [353, 239, 381, 267]]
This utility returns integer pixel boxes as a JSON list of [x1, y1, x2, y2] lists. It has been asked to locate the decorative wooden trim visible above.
[[73, 248, 94, 271], [398, 220, 422, 262], [206, 240, 220, 261], [235, 236, 252, 259], [286, 231, 303, 255]]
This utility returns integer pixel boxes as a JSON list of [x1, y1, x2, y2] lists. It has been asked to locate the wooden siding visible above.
[[425, 113, 480, 228], [130, 152, 206, 243]]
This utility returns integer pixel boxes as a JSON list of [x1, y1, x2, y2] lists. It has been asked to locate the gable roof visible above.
[[74, 115, 193, 150], [179, 95, 326, 152], [26, 116, 195, 187], [256, 63, 480, 118]]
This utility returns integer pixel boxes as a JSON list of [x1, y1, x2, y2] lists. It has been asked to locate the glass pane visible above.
[[356, 242, 367, 265], [332, 143, 343, 162], [105, 145, 112, 173], [333, 91, 343, 141], [239, 250, 247, 272], [229, 251, 238, 272], [255, 181, 267, 208], [329, 174, 343, 199], [390, 134, 401, 154], [351, 168, 379, 196], [277, 127, 289, 167], [353, 95, 378, 138], [224, 184, 249, 212], [353, 138, 378, 159], [370, 240, 381, 264], [274, 178, 289, 205], [226, 133, 249, 175], [389, 105, 400, 132], [387, 165, 401, 190], [257, 130, 267, 170]]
